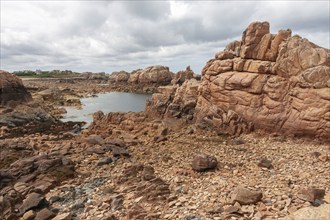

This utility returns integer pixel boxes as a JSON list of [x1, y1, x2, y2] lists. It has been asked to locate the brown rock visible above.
[[257, 158, 273, 169], [19, 192, 46, 214], [22, 210, 36, 220], [109, 71, 130, 83], [0, 71, 32, 106], [172, 66, 194, 85], [191, 153, 218, 171], [111, 146, 130, 157], [197, 22, 329, 139], [52, 212, 72, 220], [138, 65, 173, 85], [286, 204, 330, 220], [35, 208, 55, 220], [85, 135, 105, 145], [298, 188, 325, 203], [231, 187, 262, 205]]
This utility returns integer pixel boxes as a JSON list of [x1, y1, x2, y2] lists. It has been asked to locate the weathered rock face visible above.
[[127, 69, 143, 84], [147, 21, 329, 139], [146, 79, 199, 120], [172, 66, 194, 85], [0, 71, 32, 106], [197, 21, 330, 138], [138, 65, 173, 85], [109, 71, 130, 83]]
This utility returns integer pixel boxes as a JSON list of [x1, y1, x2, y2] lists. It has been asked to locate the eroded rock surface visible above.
[[197, 21, 330, 139], [0, 71, 32, 106], [147, 21, 330, 140]]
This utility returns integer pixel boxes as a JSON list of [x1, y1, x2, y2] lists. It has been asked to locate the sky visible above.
[[1, 1, 329, 74]]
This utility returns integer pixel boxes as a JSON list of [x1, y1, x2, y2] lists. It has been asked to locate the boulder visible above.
[[286, 204, 330, 220], [0, 71, 32, 106], [191, 153, 218, 171], [146, 21, 330, 139], [196, 21, 329, 139], [109, 71, 130, 83], [138, 65, 173, 85]]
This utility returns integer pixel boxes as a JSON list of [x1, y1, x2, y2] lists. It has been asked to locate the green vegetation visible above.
[[13, 70, 80, 78]]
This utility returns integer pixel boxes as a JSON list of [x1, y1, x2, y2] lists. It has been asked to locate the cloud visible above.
[[1, 1, 329, 73]]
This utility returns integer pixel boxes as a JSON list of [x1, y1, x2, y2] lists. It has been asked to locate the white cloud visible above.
[[1, 0, 329, 73]]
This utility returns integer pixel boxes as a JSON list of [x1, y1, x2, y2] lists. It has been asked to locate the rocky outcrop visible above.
[[147, 21, 330, 139], [0, 70, 32, 106], [146, 79, 199, 120], [133, 65, 173, 85], [197, 21, 330, 139], [172, 66, 194, 85], [109, 71, 130, 83]]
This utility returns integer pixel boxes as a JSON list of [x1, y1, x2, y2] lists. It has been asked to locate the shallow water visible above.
[[61, 92, 152, 125]]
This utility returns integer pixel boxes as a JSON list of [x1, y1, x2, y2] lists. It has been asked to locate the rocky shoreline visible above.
[[1, 21, 329, 220]]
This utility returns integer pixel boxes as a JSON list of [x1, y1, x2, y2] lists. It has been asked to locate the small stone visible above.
[[207, 205, 224, 214], [97, 157, 113, 166], [22, 210, 36, 220], [35, 208, 56, 220], [231, 187, 263, 205], [111, 146, 130, 157], [257, 158, 273, 169], [319, 153, 329, 162], [85, 135, 105, 145], [224, 205, 240, 214], [191, 153, 218, 171], [52, 213, 72, 220]]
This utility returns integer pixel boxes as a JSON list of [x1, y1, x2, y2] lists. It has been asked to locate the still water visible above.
[[61, 92, 152, 125]]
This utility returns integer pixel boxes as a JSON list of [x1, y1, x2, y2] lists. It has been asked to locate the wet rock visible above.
[[19, 192, 46, 214], [231, 187, 262, 205], [191, 153, 218, 171]]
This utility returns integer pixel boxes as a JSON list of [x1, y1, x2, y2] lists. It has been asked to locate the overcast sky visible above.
[[1, 1, 329, 74]]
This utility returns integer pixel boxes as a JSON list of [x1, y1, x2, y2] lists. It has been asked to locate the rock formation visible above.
[[109, 71, 130, 83], [0, 70, 32, 106], [147, 21, 330, 140], [197, 21, 330, 139], [172, 66, 194, 85], [131, 65, 174, 85]]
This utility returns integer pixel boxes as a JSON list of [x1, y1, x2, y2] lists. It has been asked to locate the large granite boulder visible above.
[[147, 21, 330, 140], [196, 21, 330, 139], [0, 71, 32, 106], [137, 65, 173, 85], [109, 71, 130, 83]]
